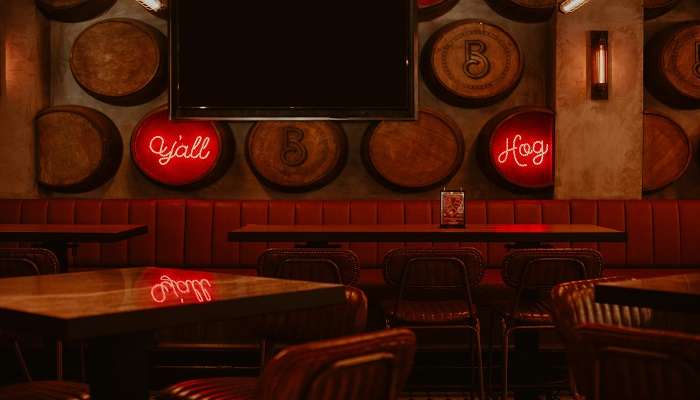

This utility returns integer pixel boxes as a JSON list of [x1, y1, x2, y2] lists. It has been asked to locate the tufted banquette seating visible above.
[[0, 199, 697, 282]]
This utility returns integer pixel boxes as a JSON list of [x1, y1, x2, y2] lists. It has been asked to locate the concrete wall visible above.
[[644, 0, 700, 199], [553, 0, 644, 199], [46, 0, 551, 200]]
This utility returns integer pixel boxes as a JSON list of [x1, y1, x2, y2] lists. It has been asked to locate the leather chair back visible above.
[[503, 248, 604, 291], [257, 328, 416, 400], [383, 248, 484, 290], [257, 248, 360, 285], [551, 276, 653, 398], [578, 323, 700, 400], [0, 248, 59, 277]]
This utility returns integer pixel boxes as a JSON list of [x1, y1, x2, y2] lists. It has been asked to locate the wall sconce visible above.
[[136, 0, 168, 17], [559, 0, 591, 14], [591, 31, 609, 100]]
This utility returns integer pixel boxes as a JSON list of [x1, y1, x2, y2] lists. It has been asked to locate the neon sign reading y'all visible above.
[[497, 134, 549, 168], [149, 135, 211, 166], [151, 275, 213, 304]]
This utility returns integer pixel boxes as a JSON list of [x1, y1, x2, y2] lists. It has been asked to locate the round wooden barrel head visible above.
[[131, 107, 234, 190], [36, 0, 116, 22], [643, 112, 691, 192], [70, 19, 165, 105], [246, 122, 347, 192], [424, 20, 523, 106], [36, 106, 122, 193], [363, 109, 464, 191], [417, 0, 459, 21], [659, 23, 700, 101]]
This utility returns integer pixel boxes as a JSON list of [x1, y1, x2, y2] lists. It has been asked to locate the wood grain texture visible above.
[[0, 223, 147, 242], [246, 121, 347, 192], [422, 19, 523, 107], [595, 273, 700, 313], [484, 0, 555, 23], [229, 224, 627, 243], [0, 267, 345, 339], [35, 0, 116, 22], [643, 111, 691, 192], [36, 105, 122, 193], [70, 18, 167, 105], [645, 21, 700, 108], [362, 109, 464, 192]]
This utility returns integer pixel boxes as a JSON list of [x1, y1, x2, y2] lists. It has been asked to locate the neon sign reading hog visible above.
[[497, 134, 550, 168], [150, 275, 213, 304]]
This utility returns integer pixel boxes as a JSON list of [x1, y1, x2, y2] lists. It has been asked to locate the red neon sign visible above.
[[150, 274, 214, 304], [488, 109, 554, 189], [131, 108, 227, 188]]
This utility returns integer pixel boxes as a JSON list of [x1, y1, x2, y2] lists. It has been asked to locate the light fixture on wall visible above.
[[591, 31, 609, 100], [559, 0, 591, 14], [136, 0, 168, 17]]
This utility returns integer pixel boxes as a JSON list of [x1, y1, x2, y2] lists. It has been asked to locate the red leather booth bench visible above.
[[1, 198, 697, 279]]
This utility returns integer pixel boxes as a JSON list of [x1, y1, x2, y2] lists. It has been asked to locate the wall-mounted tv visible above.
[[170, 0, 417, 121]]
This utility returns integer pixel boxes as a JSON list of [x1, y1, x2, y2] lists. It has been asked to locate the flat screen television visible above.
[[170, 0, 417, 121]]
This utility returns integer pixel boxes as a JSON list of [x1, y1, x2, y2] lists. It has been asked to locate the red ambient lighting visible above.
[[150, 274, 213, 304], [131, 109, 223, 187], [488, 110, 554, 189]]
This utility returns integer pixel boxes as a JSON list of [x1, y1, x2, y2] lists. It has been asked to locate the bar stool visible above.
[[0, 248, 89, 400], [159, 328, 417, 400], [551, 276, 654, 398], [380, 248, 486, 399], [257, 248, 360, 285], [496, 248, 604, 400], [578, 323, 700, 400]]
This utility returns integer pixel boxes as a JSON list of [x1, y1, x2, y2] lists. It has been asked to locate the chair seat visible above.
[[159, 377, 257, 400], [382, 299, 475, 325], [0, 381, 89, 400], [494, 299, 554, 325]]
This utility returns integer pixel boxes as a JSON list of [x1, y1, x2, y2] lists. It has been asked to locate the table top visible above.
[[0, 267, 345, 339], [0, 224, 147, 242], [595, 273, 700, 313], [228, 224, 627, 243]]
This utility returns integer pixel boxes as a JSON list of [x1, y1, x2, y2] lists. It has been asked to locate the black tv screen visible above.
[[170, 0, 417, 120]]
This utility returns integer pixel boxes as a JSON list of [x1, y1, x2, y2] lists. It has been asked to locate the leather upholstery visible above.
[[577, 324, 700, 400], [383, 248, 485, 288], [0, 198, 697, 270], [551, 277, 654, 398], [257, 248, 360, 285], [160, 328, 417, 400], [0, 248, 58, 277], [0, 381, 90, 400], [381, 299, 475, 324]]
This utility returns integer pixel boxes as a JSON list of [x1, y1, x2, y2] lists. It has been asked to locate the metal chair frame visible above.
[[384, 252, 485, 400]]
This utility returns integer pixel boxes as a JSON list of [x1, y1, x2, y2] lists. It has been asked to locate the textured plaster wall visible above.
[[41, 0, 551, 200], [0, 0, 48, 198], [553, 0, 644, 199], [644, 0, 700, 199]]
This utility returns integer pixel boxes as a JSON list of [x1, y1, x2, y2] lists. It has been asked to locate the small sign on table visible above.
[[440, 188, 465, 228]]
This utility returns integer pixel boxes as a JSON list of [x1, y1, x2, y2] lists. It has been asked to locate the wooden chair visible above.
[[0, 248, 89, 400], [551, 276, 654, 398], [159, 328, 417, 400], [381, 248, 486, 399], [496, 248, 604, 400], [578, 323, 700, 400]]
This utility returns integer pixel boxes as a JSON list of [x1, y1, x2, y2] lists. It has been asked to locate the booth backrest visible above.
[[0, 199, 698, 269]]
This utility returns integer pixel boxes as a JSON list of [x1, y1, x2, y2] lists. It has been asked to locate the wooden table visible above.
[[228, 224, 627, 246], [595, 273, 700, 313], [0, 224, 147, 272], [0, 267, 345, 399]]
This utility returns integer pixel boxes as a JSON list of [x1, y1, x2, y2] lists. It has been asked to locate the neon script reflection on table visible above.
[[151, 275, 213, 304], [149, 135, 212, 166], [497, 134, 549, 168]]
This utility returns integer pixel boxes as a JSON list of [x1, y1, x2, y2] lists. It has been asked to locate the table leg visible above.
[[513, 330, 539, 400], [85, 332, 154, 400]]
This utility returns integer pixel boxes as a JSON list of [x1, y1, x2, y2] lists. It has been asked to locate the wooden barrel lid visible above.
[[246, 122, 347, 192], [645, 21, 700, 108], [70, 18, 167, 106], [643, 111, 691, 192], [417, 0, 459, 21], [131, 106, 234, 190], [35, 105, 122, 193], [644, 0, 680, 20], [422, 19, 523, 107], [35, 0, 116, 22], [363, 109, 464, 192], [485, 0, 555, 23]]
